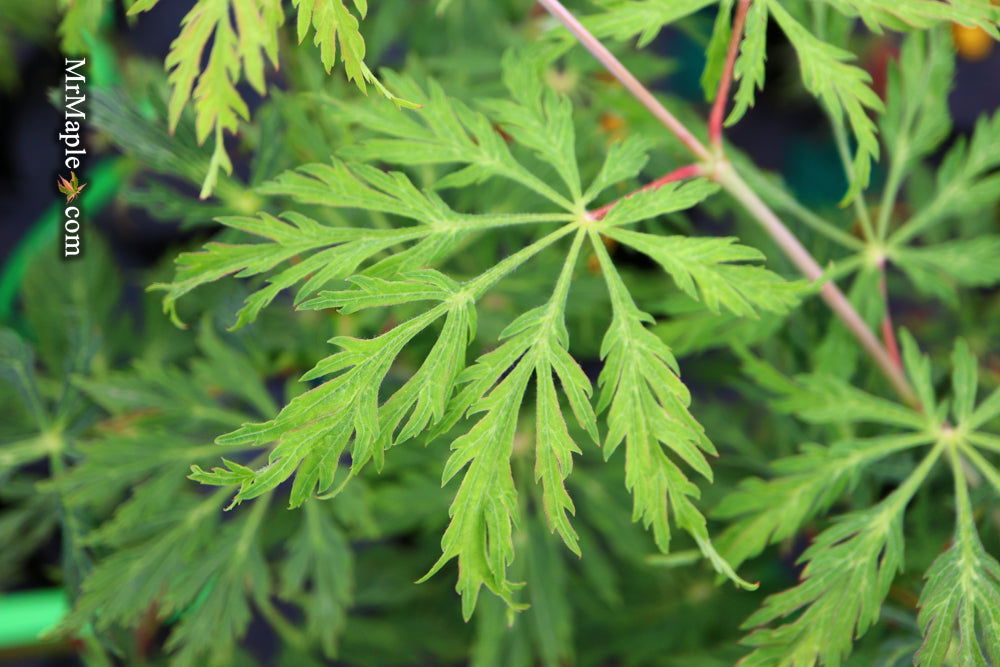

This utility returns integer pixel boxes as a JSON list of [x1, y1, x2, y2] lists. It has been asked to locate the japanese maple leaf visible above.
[[57, 172, 87, 203]]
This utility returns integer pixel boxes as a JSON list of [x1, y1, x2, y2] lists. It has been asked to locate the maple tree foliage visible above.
[[0, 0, 997, 664]]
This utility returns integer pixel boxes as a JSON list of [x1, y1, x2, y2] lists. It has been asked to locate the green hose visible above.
[[0, 158, 127, 325], [0, 5, 125, 326], [0, 589, 69, 648]]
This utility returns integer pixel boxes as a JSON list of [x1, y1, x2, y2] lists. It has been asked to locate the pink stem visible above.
[[590, 164, 703, 221], [877, 262, 903, 370], [715, 164, 915, 405], [708, 0, 752, 150], [536, 0, 713, 162], [536, 0, 918, 407]]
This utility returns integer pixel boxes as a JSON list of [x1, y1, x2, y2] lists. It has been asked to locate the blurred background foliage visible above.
[[0, 0, 998, 665]]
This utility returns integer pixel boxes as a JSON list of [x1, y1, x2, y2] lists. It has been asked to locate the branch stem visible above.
[[876, 261, 903, 370], [536, 0, 713, 162], [709, 0, 752, 150], [714, 164, 917, 405], [590, 164, 703, 220], [538, 0, 918, 407]]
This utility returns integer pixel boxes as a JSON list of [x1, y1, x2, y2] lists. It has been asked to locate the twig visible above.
[[715, 164, 916, 405], [708, 0, 752, 151], [876, 258, 903, 370], [537, 0, 919, 407], [536, 0, 713, 162], [590, 164, 703, 220]]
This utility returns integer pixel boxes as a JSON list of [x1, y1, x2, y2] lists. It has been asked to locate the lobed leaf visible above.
[[590, 233, 754, 589], [916, 519, 1000, 666], [600, 227, 802, 317], [741, 445, 942, 665], [585, 0, 718, 47], [767, 0, 884, 205], [726, 0, 768, 126]]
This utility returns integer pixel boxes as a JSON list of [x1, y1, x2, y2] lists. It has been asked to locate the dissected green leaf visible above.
[[727, 0, 768, 125], [882, 29, 954, 170], [894, 236, 1000, 306], [741, 445, 942, 665], [893, 110, 1000, 245], [600, 226, 802, 317], [715, 432, 932, 569], [585, 0, 718, 47], [823, 0, 1000, 36], [767, 0, 884, 204], [916, 509, 1000, 666], [590, 232, 754, 590], [279, 501, 353, 658], [130, 0, 410, 197]]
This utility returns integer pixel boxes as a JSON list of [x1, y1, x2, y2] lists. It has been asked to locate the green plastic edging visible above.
[[0, 588, 69, 648]]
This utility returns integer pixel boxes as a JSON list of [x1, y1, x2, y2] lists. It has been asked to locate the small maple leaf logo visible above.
[[57, 171, 87, 203]]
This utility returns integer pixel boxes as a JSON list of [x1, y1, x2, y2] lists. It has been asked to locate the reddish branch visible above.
[[877, 260, 904, 370], [535, 0, 713, 161], [535, 0, 919, 407], [589, 164, 703, 220], [708, 0, 753, 150]]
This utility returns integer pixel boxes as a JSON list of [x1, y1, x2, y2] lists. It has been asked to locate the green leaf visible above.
[[59, 488, 271, 667], [899, 329, 938, 419], [58, 0, 103, 55], [163, 0, 279, 197], [279, 501, 352, 658], [422, 231, 592, 618], [158, 0, 410, 198], [726, 0, 768, 125], [422, 347, 530, 620], [652, 301, 789, 356], [882, 29, 954, 170], [893, 110, 1000, 245], [485, 50, 582, 201], [917, 428, 1000, 666], [822, 0, 1000, 36], [597, 179, 720, 228], [950, 339, 978, 427], [205, 225, 575, 511], [585, 0, 719, 47], [523, 517, 575, 666], [212, 302, 451, 507], [531, 235, 599, 555], [741, 444, 943, 665], [916, 511, 1000, 666], [0, 485, 57, 586], [590, 233, 754, 590], [583, 135, 652, 205], [700, 0, 734, 102], [335, 71, 572, 207], [0, 329, 45, 428], [126, 0, 161, 14], [767, 0, 884, 204], [162, 515, 270, 667], [774, 373, 928, 430], [154, 160, 560, 328], [893, 236, 1000, 306], [714, 432, 933, 570], [600, 227, 802, 317]]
